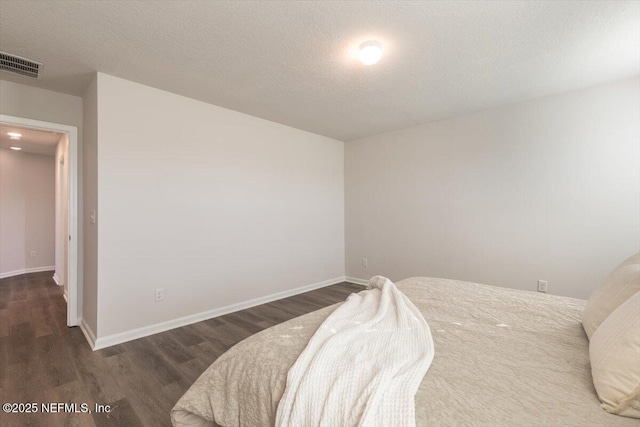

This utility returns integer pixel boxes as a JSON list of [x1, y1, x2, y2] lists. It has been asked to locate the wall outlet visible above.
[[537, 280, 548, 293], [29, 250, 37, 258], [362, 258, 368, 268], [90, 210, 97, 225], [155, 288, 164, 302]]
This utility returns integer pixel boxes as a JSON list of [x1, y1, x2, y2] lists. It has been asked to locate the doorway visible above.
[[0, 114, 79, 327]]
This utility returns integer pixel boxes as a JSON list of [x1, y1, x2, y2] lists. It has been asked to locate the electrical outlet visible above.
[[155, 288, 164, 302], [362, 258, 368, 268], [29, 250, 37, 258], [537, 280, 548, 293]]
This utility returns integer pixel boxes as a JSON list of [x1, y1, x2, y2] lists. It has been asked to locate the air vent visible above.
[[0, 51, 42, 79]]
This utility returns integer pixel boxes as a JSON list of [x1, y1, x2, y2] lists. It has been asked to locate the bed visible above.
[[171, 277, 638, 426]]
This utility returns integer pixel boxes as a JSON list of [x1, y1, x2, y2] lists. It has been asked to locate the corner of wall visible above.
[[81, 73, 99, 335]]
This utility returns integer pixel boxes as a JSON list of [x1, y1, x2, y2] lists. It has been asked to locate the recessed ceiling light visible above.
[[358, 40, 383, 65], [9, 146, 22, 151], [7, 132, 22, 138]]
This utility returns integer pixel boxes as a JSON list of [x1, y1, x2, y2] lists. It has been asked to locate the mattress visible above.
[[171, 277, 637, 426]]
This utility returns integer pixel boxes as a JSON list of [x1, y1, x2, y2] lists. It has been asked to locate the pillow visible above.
[[589, 291, 640, 418], [582, 253, 640, 339]]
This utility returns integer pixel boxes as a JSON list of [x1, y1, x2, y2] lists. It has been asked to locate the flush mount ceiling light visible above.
[[9, 146, 22, 151], [7, 132, 22, 139], [358, 40, 383, 65]]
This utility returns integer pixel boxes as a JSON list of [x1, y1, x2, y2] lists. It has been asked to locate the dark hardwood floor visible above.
[[0, 271, 362, 427]]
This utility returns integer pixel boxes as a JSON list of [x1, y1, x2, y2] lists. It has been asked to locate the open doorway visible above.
[[0, 114, 79, 327]]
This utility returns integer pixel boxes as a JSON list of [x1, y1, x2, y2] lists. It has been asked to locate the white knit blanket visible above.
[[275, 276, 435, 427]]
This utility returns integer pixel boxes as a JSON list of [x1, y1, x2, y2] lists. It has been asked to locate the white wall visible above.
[[346, 77, 640, 299], [55, 134, 69, 296], [0, 80, 83, 132], [0, 148, 56, 276], [94, 73, 345, 338]]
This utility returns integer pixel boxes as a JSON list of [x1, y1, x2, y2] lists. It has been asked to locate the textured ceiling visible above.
[[0, 1, 638, 141], [0, 124, 61, 155]]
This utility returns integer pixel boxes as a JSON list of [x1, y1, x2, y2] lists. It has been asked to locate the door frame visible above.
[[1, 114, 79, 327]]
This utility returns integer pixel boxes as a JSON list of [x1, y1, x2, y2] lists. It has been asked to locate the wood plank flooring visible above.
[[0, 271, 362, 427]]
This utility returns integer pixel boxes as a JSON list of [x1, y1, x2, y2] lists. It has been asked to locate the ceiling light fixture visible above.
[[7, 132, 22, 138], [9, 146, 22, 151], [358, 40, 383, 65]]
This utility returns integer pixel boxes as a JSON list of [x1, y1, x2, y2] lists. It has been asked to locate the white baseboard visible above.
[[80, 318, 97, 350], [345, 276, 369, 286], [0, 265, 55, 280], [63, 290, 68, 303], [92, 276, 348, 350], [52, 273, 60, 285]]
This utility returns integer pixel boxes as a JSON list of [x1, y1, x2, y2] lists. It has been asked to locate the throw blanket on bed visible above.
[[275, 276, 435, 427]]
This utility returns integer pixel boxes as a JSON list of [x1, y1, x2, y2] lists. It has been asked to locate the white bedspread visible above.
[[275, 276, 434, 427]]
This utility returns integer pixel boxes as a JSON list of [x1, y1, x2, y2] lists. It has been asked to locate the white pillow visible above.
[[589, 291, 640, 418], [582, 253, 640, 339]]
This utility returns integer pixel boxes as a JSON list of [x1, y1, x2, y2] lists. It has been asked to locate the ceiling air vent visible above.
[[0, 51, 42, 79]]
